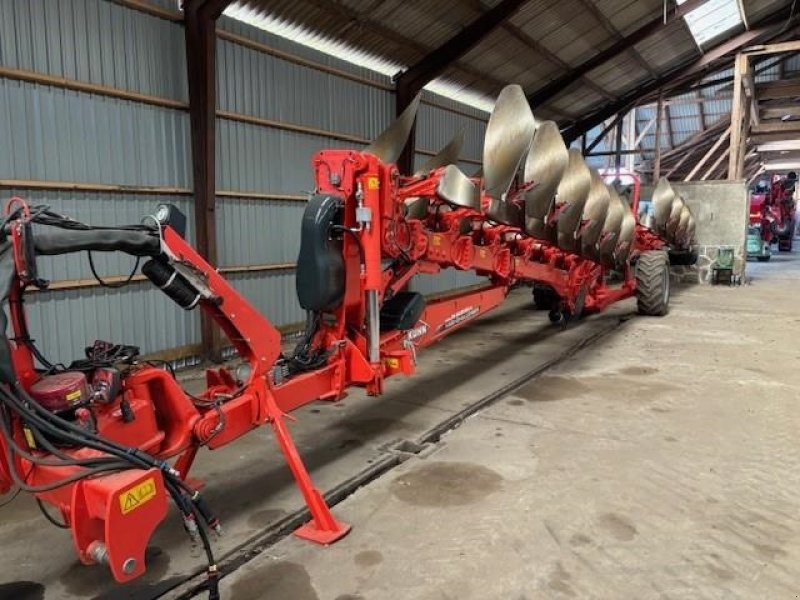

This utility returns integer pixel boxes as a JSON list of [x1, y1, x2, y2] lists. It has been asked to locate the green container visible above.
[[746, 226, 770, 261]]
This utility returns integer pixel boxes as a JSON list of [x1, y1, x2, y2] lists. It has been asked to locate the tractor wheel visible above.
[[668, 248, 698, 266], [635, 251, 670, 316], [757, 255, 771, 262], [532, 284, 558, 310]]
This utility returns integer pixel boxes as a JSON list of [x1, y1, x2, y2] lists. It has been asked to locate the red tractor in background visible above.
[[772, 172, 797, 252], [749, 173, 797, 259], [748, 181, 778, 261]]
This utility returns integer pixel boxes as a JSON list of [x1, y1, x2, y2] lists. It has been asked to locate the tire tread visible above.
[[636, 251, 669, 316]]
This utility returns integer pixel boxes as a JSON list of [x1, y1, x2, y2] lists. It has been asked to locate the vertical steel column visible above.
[[184, 0, 230, 361], [614, 113, 624, 176], [728, 52, 749, 180], [653, 94, 664, 180]]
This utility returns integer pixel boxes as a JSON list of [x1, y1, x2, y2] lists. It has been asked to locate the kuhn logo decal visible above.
[[438, 306, 479, 332], [406, 323, 429, 341]]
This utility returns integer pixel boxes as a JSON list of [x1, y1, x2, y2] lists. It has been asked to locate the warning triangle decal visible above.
[[123, 492, 140, 512]]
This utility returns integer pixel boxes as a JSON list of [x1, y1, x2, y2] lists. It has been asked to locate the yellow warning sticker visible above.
[[385, 358, 400, 369], [119, 477, 157, 515], [66, 389, 82, 403], [367, 176, 380, 190], [432, 235, 442, 246]]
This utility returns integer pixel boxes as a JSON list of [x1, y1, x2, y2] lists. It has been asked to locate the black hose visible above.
[[36, 497, 69, 528], [87, 251, 141, 289], [0, 385, 219, 596]]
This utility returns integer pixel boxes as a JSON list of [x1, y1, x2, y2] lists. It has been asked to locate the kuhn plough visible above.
[[0, 85, 693, 597]]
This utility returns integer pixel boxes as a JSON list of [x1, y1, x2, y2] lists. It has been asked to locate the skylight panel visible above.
[[677, 0, 743, 47]]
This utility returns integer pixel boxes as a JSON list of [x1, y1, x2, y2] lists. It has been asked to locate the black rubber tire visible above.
[[757, 255, 771, 262], [668, 248, 698, 266], [635, 251, 670, 316], [532, 284, 558, 310]]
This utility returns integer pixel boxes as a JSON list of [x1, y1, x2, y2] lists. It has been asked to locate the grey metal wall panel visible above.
[[216, 119, 357, 194], [217, 39, 393, 141], [413, 153, 480, 178], [217, 15, 392, 89], [2, 188, 199, 364], [24, 282, 200, 366], [416, 102, 486, 162], [0, 79, 191, 186], [1, 0, 504, 360], [409, 268, 485, 296], [217, 197, 305, 266], [226, 270, 305, 328], [0, 0, 188, 101]]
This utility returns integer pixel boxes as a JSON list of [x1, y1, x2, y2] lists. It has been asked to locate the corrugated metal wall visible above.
[[0, 0, 195, 365], [0, 0, 489, 364]]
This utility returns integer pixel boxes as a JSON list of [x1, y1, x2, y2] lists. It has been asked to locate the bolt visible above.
[[122, 558, 138, 575], [88, 541, 109, 566]]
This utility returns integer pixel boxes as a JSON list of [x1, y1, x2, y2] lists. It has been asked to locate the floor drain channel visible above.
[[388, 439, 437, 460]]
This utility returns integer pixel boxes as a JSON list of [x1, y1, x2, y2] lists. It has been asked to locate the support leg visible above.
[[174, 446, 205, 490], [269, 412, 351, 544]]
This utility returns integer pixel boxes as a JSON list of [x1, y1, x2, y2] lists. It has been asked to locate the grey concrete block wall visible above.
[[670, 180, 748, 284]]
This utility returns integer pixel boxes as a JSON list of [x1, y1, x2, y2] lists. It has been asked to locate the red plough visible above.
[[0, 85, 689, 597]]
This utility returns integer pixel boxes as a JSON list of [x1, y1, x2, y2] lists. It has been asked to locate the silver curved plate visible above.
[[579, 170, 611, 259], [404, 197, 429, 219], [523, 120, 569, 238], [365, 94, 421, 166], [552, 149, 592, 247], [415, 130, 464, 176], [675, 205, 691, 241], [487, 198, 523, 227], [406, 131, 466, 219], [614, 211, 636, 266], [483, 85, 536, 201], [598, 187, 625, 268], [436, 165, 480, 211], [652, 177, 676, 233], [666, 196, 684, 238]]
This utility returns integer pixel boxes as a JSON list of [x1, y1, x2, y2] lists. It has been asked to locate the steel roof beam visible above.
[[574, 0, 658, 79], [457, 0, 615, 102], [395, 0, 529, 172], [394, 0, 529, 96]]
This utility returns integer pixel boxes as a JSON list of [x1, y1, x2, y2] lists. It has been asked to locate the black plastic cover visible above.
[[380, 292, 426, 332], [156, 203, 187, 238], [296, 194, 344, 311]]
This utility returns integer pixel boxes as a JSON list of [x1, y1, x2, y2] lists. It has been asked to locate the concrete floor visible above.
[[3, 250, 800, 600], [211, 250, 800, 600], [0, 286, 627, 600]]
